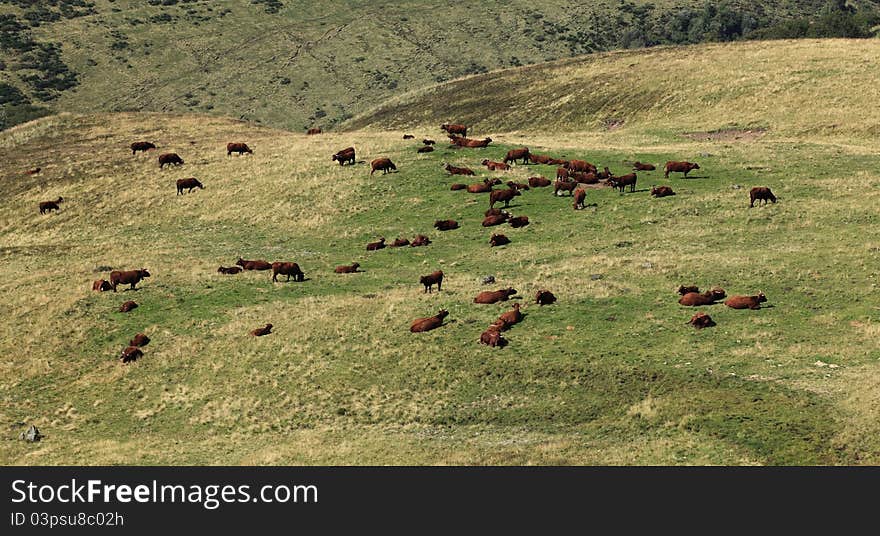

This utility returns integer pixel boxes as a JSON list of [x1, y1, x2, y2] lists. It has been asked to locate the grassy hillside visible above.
[[1, 101, 880, 464], [345, 39, 880, 140], [0, 0, 865, 131]]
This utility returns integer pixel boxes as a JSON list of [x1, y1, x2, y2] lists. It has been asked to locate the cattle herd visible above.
[[35, 121, 778, 363]]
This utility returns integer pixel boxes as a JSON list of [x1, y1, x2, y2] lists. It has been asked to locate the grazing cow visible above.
[[434, 219, 459, 231], [450, 183, 467, 191], [467, 178, 501, 193], [565, 160, 597, 173], [609, 173, 637, 193], [158, 153, 184, 169], [479, 325, 507, 347], [571, 171, 598, 184], [271, 262, 304, 282], [450, 136, 492, 148], [39, 197, 63, 214], [506, 181, 530, 191], [650, 185, 675, 198], [440, 123, 468, 137], [490, 233, 511, 247], [410, 235, 431, 247], [724, 293, 767, 310], [444, 163, 475, 176], [633, 162, 656, 171], [332, 147, 356, 166], [508, 215, 529, 228], [749, 187, 777, 207], [482, 159, 511, 171], [92, 279, 112, 292], [410, 309, 449, 333], [218, 266, 242, 274], [176, 177, 204, 195], [366, 237, 386, 251], [109, 269, 151, 292], [419, 270, 443, 293], [307, 128, 322, 135], [370, 158, 397, 175], [335, 262, 361, 273], [418, 146, 434, 153], [664, 161, 700, 178], [482, 213, 510, 227], [129, 333, 150, 347], [120, 346, 143, 363], [131, 141, 156, 155], [556, 167, 569, 181], [678, 288, 726, 306], [390, 237, 410, 247], [474, 287, 518, 304], [498, 303, 523, 326], [528, 176, 551, 187], [688, 312, 716, 329], [677, 285, 700, 295], [227, 142, 253, 156], [489, 188, 520, 208], [423, 139, 436, 145], [554, 179, 577, 196], [403, 134, 415, 139], [120, 301, 138, 313], [503, 147, 530, 165], [535, 289, 557, 305], [573, 188, 586, 209], [236, 258, 272, 271], [25, 167, 41, 175], [250, 323, 273, 336]]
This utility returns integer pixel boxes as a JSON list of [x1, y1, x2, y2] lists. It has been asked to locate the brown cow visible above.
[[571, 171, 599, 184], [236, 258, 272, 271], [335, 262, 361, 273], [109, 269, 151, 292], [119, 301, 138, 313], [678, 288, 726, 306], [485, 208, 505, 217], [271, 262, 304, 282], [307, 128, 322, 135], [418, 146, 434, 153], [131, 141, 156, 155], [120, 346, 143, 363], [474, 287, 518, 304], [410, 235, 431, 247], [724, 293, 767, 310], [434, 219, 459, 231], [370, 158, 397, 175], [664, 161, 700, 178], [403, 134, 415, 139], [554, 179, 577, 196], [650, 185, 675, 198], [390, 237, 410, 247], [227, 142, 253, 156], [609, 173, 637, 193], [158, 153, 184, 169], [489, 233, 511, 247], [556, 167, 569, 181], [489, 188, 520, 208], [529, 154, 554, 165], [482, 213, 510, 227], [410, 309, 449, 333], [250, 323, 273, 336], [498, 303, 523, 326], [450, 136, 492, 148], [332, 147, 356, 166], [129, 333, 150, 347], [482, 159, 511, 171], [25, 167, 41, 175], [467, 178, 501, 193], [535, 289, 557, 305], [506, 181, 530, 191], [366, 237, 386, 251], [597, 167, 612, 180], [92, 279, 112, 292], [749, 187, 777, 207], [444, 163, 475, 176], [479, 325, 507, 347], [573, 188, 586, 209], [503, 148, 530, 165], [677, 285, 700, 295], [176, 177, 204, 195], [39, 197, 63, 214], [508, 215, 529, 228], [565, 160, 596, 173], [419, 270, 443, 293], [688, 312, 716, 329], [440, 123, 467, 137], [218, 266, 242, 274], [633, 162, 656, 171], [423, 139, 436, 145], [528, 176, 551, 187], [450, 183, 467, 191]]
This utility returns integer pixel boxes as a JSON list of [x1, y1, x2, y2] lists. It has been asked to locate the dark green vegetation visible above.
[[1, 0, 879, 130]]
